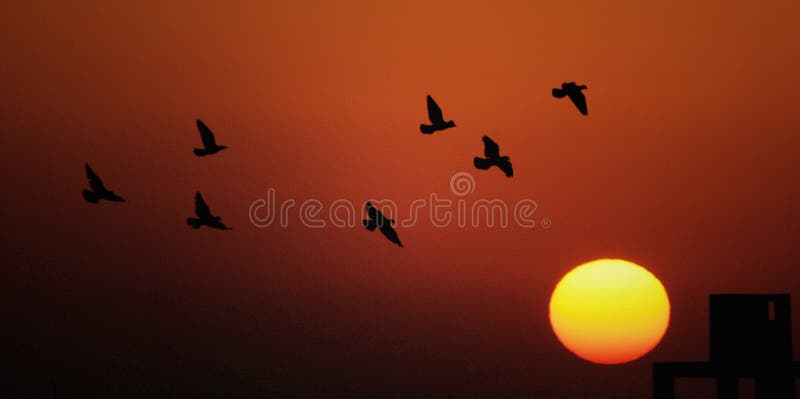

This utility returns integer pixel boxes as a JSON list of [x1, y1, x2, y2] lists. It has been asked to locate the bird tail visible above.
[[473, 157, 492, 170], [363, 219, 377, 231], [420, 124, 435, 134], [193, 148, 207, 156], [552, 88, 566, 98], [187, 218, 202, 229], [82, 189, 100, 203]]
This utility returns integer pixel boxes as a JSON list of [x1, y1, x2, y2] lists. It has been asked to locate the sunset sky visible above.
[[2, 1, 799, 397]]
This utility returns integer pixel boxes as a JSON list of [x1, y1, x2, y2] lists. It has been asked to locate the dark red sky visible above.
[[2, 1, 799, 397]]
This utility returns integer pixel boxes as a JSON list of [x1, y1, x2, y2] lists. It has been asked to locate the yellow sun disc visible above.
[[549, 259, 670, 364]]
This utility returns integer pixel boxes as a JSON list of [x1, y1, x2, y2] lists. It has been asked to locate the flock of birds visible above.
[[82, 82, 588, 247]]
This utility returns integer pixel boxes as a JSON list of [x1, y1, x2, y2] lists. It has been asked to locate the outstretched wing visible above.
[[426, 95, 445, 124], [498, 159, 514, 177], [196, 120, 218, 149], [380, 225, 403, 247], [568, 92, 588, 115], [209, 220, 232, 230], [482, 136, 500, 158], [85, 163, 107, 192], [194, 192, 213, 219]]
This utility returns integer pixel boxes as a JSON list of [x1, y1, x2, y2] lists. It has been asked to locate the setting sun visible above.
[[549, 259, 670, 365]]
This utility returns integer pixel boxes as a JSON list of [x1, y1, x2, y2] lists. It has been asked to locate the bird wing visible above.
[[380, 225, 403, 247], [209, 220, 231, 230], [499, 159, 514, 177], [482, 136, 500, 158], [194, 192, 213, 218], [568, 92, 588, 115], [426, 95, 445, 124], [85, 163, 107, 192], [196, 120, 218, 149]]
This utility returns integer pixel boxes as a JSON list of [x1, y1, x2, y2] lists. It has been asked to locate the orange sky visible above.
[[2, 1, 799, 397]]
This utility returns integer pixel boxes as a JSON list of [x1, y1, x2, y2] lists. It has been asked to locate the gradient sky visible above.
[[2, 1, 799, 397]]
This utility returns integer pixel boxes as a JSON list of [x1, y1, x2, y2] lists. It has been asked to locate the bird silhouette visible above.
[[193, 119, 228, 156], [187, 192, 232, 230], [473, 136, 513, 177], [420, 95, 456, 134], [552, 82, 588, 115], [362, 202, 403, 247], [82, 163, 125, 203]]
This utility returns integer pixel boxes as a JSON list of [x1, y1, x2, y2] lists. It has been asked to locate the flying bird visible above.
[[82, 163, 125, 203], [552, 82, 588, 115], [187, 192, 232, 230], [362, 202, 403, 247], [193, 119, 228, 156], [473, 136, 513, 177], [420, 95, 456, 134]]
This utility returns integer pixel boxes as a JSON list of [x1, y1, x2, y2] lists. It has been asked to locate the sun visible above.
[[549, 259, 670, 364]]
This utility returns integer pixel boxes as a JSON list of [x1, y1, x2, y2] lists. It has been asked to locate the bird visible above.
[[362, 202, 403, 247], [187, 192, 232, 230], [419, 95, 456, 134], [473, 136, 513, 177], [82, 163, 125, 203], [552, 82, 588, 115], [193, 119, 228, 156]]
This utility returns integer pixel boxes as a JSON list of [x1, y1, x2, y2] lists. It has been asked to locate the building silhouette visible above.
[[653, 294, 800, 398]]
